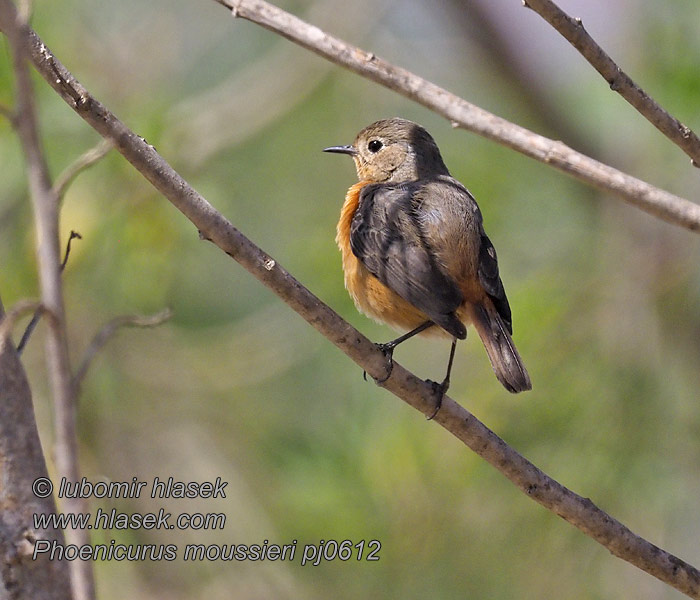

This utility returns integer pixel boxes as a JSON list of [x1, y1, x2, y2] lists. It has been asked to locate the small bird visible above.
[[324, 118, 531, 412]]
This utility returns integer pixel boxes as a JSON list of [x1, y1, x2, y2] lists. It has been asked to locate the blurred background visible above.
[[2, 0, 700, 598]]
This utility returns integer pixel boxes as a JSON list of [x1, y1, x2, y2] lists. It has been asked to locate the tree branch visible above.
[[72, 308, 173, 393], [0, 299, 42, 344], [0, 2, 95, 599], [522, 0, 700, 167], [17, 231, 81, 355], [53, 139, 113, 202], [59, 230, 81, 270], [0, 308, 73, 600], [214, 0, 700, 233], [8, 21, 700, 599]]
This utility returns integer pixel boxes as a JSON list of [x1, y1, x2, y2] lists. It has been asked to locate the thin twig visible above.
[[53, 138, 113, 202], [0, 299, 42, 343], [16, 310, 40, 354], [218, 0, 700, 233], [60, 229, 81, 269], [17, 230, 82, 354], [72, 308, 173, 392], [12, 24, 700, 599], [0, 2, 94, 599], [522, 0, 700, 167]]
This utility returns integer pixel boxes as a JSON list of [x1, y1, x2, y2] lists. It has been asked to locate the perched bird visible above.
[[324, 118, 531, 412]]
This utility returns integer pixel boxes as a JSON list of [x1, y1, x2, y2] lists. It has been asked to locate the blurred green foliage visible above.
[[2, 1, 700, 598]]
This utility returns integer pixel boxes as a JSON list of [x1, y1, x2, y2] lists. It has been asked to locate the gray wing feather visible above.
[[477, 231, 513, 334], [350, 183, 466, 339]]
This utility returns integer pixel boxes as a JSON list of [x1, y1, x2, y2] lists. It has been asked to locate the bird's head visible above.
[[324, 118, 449, 183]]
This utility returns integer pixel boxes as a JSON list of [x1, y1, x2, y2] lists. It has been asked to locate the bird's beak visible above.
[[323, 145, 357, 156]]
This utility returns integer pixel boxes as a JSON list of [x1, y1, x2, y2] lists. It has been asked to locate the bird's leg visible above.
[[426, 337, 458, 420], [367, 321, 435, 384]]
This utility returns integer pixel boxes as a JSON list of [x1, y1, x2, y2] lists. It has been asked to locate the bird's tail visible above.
[[470, 302, 531, 393]]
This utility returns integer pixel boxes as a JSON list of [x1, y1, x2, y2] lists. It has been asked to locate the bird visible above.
[[324, 118, 531, 414]]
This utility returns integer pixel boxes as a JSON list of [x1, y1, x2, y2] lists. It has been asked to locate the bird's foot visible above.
[[363, 341, 395, 384], [425, 378, 450, 420]]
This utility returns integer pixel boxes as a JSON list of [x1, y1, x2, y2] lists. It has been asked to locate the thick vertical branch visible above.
[[0, 1, 94, 599], [0, 311, 73, 600]]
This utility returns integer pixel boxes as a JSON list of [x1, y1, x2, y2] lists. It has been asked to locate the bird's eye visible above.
[[368, 139, 383, 153]]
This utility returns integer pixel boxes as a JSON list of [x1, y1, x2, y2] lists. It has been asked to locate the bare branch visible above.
[[72, 308, 173, 392], [17, 231, 82, 355], [218, 0, 700, 233], [11, 23, 700, 598], [16, 0, 30, 22], [0, 309, 72, 600], [59, 230, 81, 269], [0, 299, 42, 343], [14, 313, 39, 355], [522, 0, 700, 167], [53, 138, 113, 202], [0, 2, 94, 599]]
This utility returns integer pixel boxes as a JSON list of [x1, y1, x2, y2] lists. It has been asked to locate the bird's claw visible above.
[[425, 378, 450, 420], [370, 342, 395, 384]]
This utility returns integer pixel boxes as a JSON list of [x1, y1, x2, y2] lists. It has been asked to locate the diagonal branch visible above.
[[8, 22, 700, 599], [522, 0, 700, 167], [216, 0, 700, 233]]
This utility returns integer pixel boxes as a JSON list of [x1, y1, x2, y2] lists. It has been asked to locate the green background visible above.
[[1, 0, 700, 598]]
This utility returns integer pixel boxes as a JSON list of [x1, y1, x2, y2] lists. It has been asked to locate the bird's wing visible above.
[[477, 230, 513, 334], [350, 182, 466, 338], [410, 177, 514, 336]]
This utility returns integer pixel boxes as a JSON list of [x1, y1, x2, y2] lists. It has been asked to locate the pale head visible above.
[[324, 118, 450, 183]]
